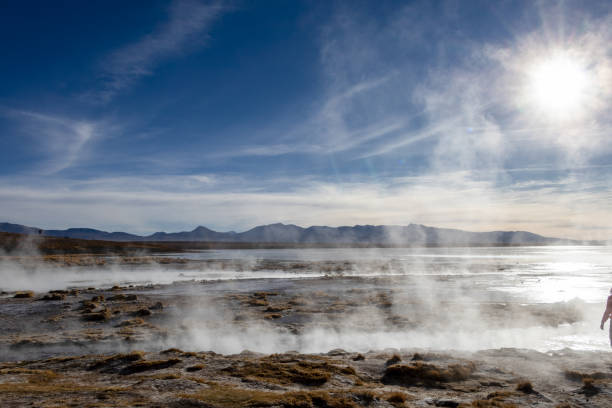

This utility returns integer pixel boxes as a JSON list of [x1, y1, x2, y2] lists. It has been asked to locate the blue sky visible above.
[[0, 0, 611, 239]]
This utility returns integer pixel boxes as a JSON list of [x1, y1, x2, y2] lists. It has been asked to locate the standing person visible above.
[[601, 288, 612, 347]]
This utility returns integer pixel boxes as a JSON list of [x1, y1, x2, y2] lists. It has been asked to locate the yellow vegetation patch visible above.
[[462, 401, 518, 408], [119, 358, 181, 375], [382, 361, 476, 386], [88, 351, 145, 370], [185, 364, 205, 372], [515, 381, 533, 394], [248, 298, 269, 307], [384, 391, 410, 407], [0, 368, 59, 384], [116, 318, 145, 327], [181, 386, 364, 408], [222, 357, 358, 386], [0, 383, 124, 395]]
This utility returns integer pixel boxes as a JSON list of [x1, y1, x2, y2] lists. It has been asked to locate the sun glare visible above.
[[528, 54, 590, 119]]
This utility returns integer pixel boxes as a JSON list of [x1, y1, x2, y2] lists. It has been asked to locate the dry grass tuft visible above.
[[386, 392, 407, 404], [382, 391, 413, 407], [14, 291, 34, 298], [133, 308, 152, 317], [181, 386, 360, 408], [222, 357, 357, 386], [40, 293, 66, 301], [564, 369, 611, 381], [79, 300, 99, 312], [120, 358, 181, 375], [88, 351, 145, 371], [265, 305, 290, 313], [580, 377, 599, 396], [467, 401, 518, 408], [253, 291, 278, 298], [162, 347, 185, 354], [116, 318, 145, 327], [179, 387, 286, 408], [82, 309, 111, 322], [382, 361, 475, 387], [0, 368, 59, 384], [386, 354, 402, 366], [354, 390, 375, 405], [185, 364, 205, 372], [151, 301, 164, 310], [485, 391, 512, 400], [515, 381, 533, 394], [143, 373, 182, 380], [411, 353, 423, 361], [109, 293, 138, 301], [288, 296, 310, 306], [27, 369, 59, 384], [248, 298, 269, 307]]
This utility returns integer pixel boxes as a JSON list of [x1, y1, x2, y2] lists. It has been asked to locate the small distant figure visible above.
[[600, 288, 612, 347]]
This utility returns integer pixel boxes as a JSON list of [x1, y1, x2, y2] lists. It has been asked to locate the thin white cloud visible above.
[[94, 0, 225, 102], [214, 76, 408, 159], [0, 173, 610, 240], [210, 143, 323, 158], [3, 110, 99, 174], [222, 2, 611, 171]]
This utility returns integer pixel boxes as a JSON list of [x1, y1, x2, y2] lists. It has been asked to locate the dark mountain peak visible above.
[[264, 222, 301, 228], [193, 226, 214, 232], [246, 223, 302, 231], [62, 228, 103, 233], [0, 222, 43, 234]]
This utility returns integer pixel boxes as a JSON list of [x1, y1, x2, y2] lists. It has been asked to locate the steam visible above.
[[158, 246, 612, 353], [167, 270, 608, 354], [1, 245, 610, 360]]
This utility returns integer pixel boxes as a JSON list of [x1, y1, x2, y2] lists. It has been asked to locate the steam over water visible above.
[[2, 246, 611, 354], [169, 246, 612, 352], [176, 246, 611, 303]]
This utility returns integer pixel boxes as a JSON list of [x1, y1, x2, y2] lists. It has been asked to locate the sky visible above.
[[0, 0, 611, 240]]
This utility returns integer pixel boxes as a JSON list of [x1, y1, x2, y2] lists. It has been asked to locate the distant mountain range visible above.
[[0, 222, 597, 246]]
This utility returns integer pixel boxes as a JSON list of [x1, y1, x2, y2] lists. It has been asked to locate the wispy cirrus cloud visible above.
[[220, 1, 612, 173], [3, 2, 228, 175], [2, 109, 100, 174], [210, 143, 323, 158], [93, 0, 226, 102], [214, 75, 410, 158]]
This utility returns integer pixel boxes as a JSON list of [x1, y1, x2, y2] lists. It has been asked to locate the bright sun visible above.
[[528, 54, 590, 119]]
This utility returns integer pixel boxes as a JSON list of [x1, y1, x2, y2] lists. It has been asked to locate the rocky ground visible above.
[[0, 256, 610, 407], [0, 345, 610, 407]]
